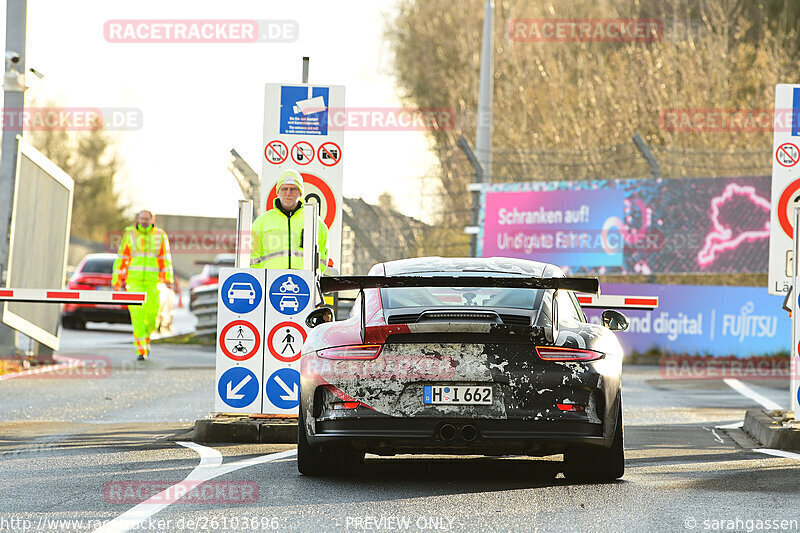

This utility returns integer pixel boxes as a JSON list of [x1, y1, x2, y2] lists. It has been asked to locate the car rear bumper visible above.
[[307, 416, 607, 455]]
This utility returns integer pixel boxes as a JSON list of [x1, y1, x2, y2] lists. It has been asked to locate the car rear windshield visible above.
[[381, 284, 543, 310], [80, 257, 116, 274]]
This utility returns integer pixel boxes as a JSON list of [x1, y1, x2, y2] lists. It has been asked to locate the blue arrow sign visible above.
[[265, 368, 300, 410], [221, 272, 263, 314], [218, 367, 259, 409], [268, 274, 310, 316]]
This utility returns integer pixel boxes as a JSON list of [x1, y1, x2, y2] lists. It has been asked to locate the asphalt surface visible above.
[[1, 317, 799, 532]]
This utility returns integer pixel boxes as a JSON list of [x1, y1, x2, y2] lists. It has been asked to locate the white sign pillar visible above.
[[214, 268, 267, 414], [768, 84, 800, 295], [261, 83, 345, 271]]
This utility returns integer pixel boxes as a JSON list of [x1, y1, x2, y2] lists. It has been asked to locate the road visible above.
[[1, 321, 798, 532]]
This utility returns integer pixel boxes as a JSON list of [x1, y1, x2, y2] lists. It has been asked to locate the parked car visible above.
[[62, 252, 176, 331], [189, 253, 236, 289], [298, 257, 627, 481]]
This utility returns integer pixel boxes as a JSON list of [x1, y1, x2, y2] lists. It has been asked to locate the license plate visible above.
[[97, 286, 112, 291], [423, 385, 492, 405]]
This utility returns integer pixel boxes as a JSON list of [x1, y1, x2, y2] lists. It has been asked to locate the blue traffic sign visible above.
[[268, 274, 310, 315], [265, 368, 300, 410], [280, 85, 329, 136], [218, 367, 260, 409], [221, 272, 262, 314], [793, 87, 800, 137]]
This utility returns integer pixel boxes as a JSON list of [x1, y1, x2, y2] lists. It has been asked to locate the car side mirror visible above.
[[306, 306, 334, 328], [601, 309, 629, 331]]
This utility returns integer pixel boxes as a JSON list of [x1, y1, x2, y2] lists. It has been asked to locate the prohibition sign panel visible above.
[[317, 142, 342, 167], [291, 141, 314, 165], [776, 143, 800, 167], [219, 320, 261, 361], [778, 178, 800, 238], [266, 172, 337, 228], [267, 321, 307, 362], [265, 140, 288, 164]]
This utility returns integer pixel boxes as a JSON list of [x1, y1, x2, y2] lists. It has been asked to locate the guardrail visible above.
[[190, 284, 218, 337]]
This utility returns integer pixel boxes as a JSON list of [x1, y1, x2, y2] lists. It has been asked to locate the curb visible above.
[[743, 409, 800, 451], [193, 416, 297, 444]]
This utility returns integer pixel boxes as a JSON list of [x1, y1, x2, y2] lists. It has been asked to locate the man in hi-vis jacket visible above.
[[112, 210, 174, 361], [250, 169, 328, 272]]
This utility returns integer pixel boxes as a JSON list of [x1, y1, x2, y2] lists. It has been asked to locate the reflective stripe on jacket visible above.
[[250, 200, 328, 272], [112, 225, 174, 286]]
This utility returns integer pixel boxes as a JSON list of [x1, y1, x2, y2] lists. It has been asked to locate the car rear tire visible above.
[[297, 407, 331, 476], [297, 404, 364, 476], [564, 402, 624, 483]]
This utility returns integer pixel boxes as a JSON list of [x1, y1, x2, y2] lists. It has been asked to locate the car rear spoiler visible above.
[[318, 275, 599, 343], [319, 275, 600, 294]]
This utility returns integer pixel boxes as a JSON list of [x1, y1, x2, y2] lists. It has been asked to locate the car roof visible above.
[[376, 257, 561, 277]]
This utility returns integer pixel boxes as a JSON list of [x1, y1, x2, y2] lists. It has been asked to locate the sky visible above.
[[4, 0, 438, 221]]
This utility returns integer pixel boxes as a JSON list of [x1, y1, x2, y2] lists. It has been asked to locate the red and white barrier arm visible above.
[[576, 293, 658, 310], [0, 289, 145, 305]]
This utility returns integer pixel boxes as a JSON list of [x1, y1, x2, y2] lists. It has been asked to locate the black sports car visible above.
[[298, 257, 634, 481]]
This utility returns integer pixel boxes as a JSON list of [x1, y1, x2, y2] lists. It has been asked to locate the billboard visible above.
[[4, 138, 74, 350], [584, 283, 789, 356], [479, 176, 771, 275]]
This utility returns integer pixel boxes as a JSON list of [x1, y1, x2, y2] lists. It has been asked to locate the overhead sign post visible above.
[[215, 268, 266, 414], [262, 269, 314, 415], [768, 84, 800, 295], [262, 83, 345, 271]]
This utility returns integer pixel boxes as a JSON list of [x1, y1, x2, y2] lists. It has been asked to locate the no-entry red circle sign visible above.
[[317, 142, 342, 167], [264, 140, 288, 165], [266, 172, 337, 228], [778, 178, 800, 238], [219, 320, 261, 361], [267, 321, 307, 362], [776, 143, 800, 167], [291, 141, 314, 165]]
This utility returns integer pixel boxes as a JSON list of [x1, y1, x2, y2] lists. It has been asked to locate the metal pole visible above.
[[235, 200, 253, 268], [632, 132, 660, 179], [458, 135, 485, 257], [475, 0, 494, 184], [792, 206, 800, 414], [0, 0, 28, 352]]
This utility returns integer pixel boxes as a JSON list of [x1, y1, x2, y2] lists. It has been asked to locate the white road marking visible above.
[[723, 378, 784, 411], [702, 427, 724, 444], [715, 421, 744, 429], [753, 448, 800, 460], [93, 442, 296, 533]]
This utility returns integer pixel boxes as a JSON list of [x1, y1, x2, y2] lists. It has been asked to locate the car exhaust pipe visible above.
[[460, 424, 478, 442], [439, 424, 456, 441]]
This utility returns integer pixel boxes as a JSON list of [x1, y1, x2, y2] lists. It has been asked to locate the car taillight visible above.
[[317, 344, 382, 360], [332, 401, 361, 410], [556, 403, 586, 412], [68, 279, 93, 290], [536, 346, 603, 362]]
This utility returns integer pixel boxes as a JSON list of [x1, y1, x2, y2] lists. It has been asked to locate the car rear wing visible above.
[[575, 293, 658, 310], [319, 275, 600, 294], [319, 275, 599, 343]]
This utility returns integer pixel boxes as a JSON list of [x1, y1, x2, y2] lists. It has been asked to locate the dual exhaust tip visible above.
[[439, 423, 478, 442]]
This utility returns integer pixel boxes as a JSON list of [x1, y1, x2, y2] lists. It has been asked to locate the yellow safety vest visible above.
[[112, 225, 174, 286], [250, 200, 328, 272]]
